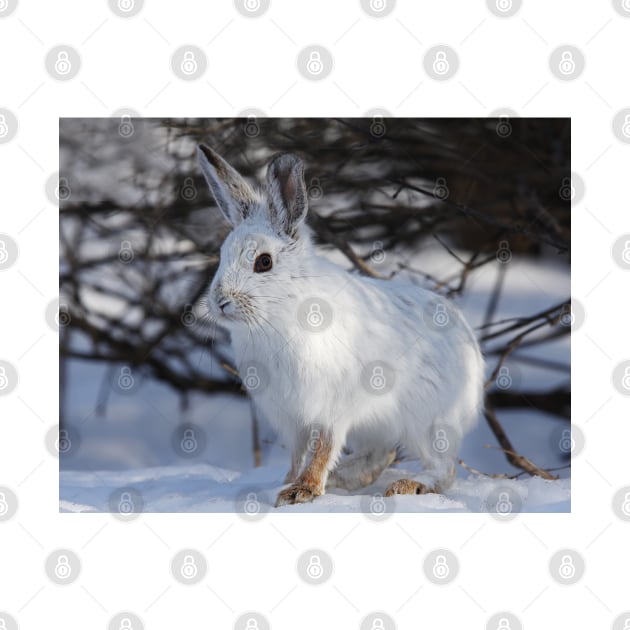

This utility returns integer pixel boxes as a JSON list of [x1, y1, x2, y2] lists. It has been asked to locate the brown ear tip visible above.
[[197, 144, 212, 159], [268, 153, 304, 174]]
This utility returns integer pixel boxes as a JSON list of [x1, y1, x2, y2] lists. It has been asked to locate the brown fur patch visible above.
[[384, 479, 437, 496]]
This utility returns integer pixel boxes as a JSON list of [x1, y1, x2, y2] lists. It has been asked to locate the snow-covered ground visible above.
[[61, 463, 570, 514]]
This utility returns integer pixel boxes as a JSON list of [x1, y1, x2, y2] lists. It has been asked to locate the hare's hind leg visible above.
[[384, 432, 458, 496], [328, 448, 397, 491], [384, 460, 456, 496]]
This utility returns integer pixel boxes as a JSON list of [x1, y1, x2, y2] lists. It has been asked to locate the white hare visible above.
[[198, 144, 484, 506]]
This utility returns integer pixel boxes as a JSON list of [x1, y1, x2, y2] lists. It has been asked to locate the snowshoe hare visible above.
[[198, 144, 484, 506]]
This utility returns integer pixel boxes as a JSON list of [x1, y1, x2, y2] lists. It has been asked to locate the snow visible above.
[[60, 463, 570, 514]]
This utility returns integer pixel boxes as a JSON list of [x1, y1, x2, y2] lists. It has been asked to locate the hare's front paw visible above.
[[275, 483, 321, 506]]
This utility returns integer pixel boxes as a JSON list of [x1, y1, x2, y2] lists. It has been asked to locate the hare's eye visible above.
[[254, 253, 273, 273]]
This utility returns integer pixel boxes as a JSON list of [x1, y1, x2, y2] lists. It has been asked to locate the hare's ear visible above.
[[266, 154, 308, 237], [197, 144, 258, 227]]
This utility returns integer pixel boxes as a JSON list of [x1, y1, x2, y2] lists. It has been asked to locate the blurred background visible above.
[[58, 117, 570, 487]]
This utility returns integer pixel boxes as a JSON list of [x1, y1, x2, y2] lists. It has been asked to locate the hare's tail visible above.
[[327, 447, 398, 491]]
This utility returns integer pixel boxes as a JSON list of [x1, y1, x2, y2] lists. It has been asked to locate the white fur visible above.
[[198, 145, 484, 494]]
